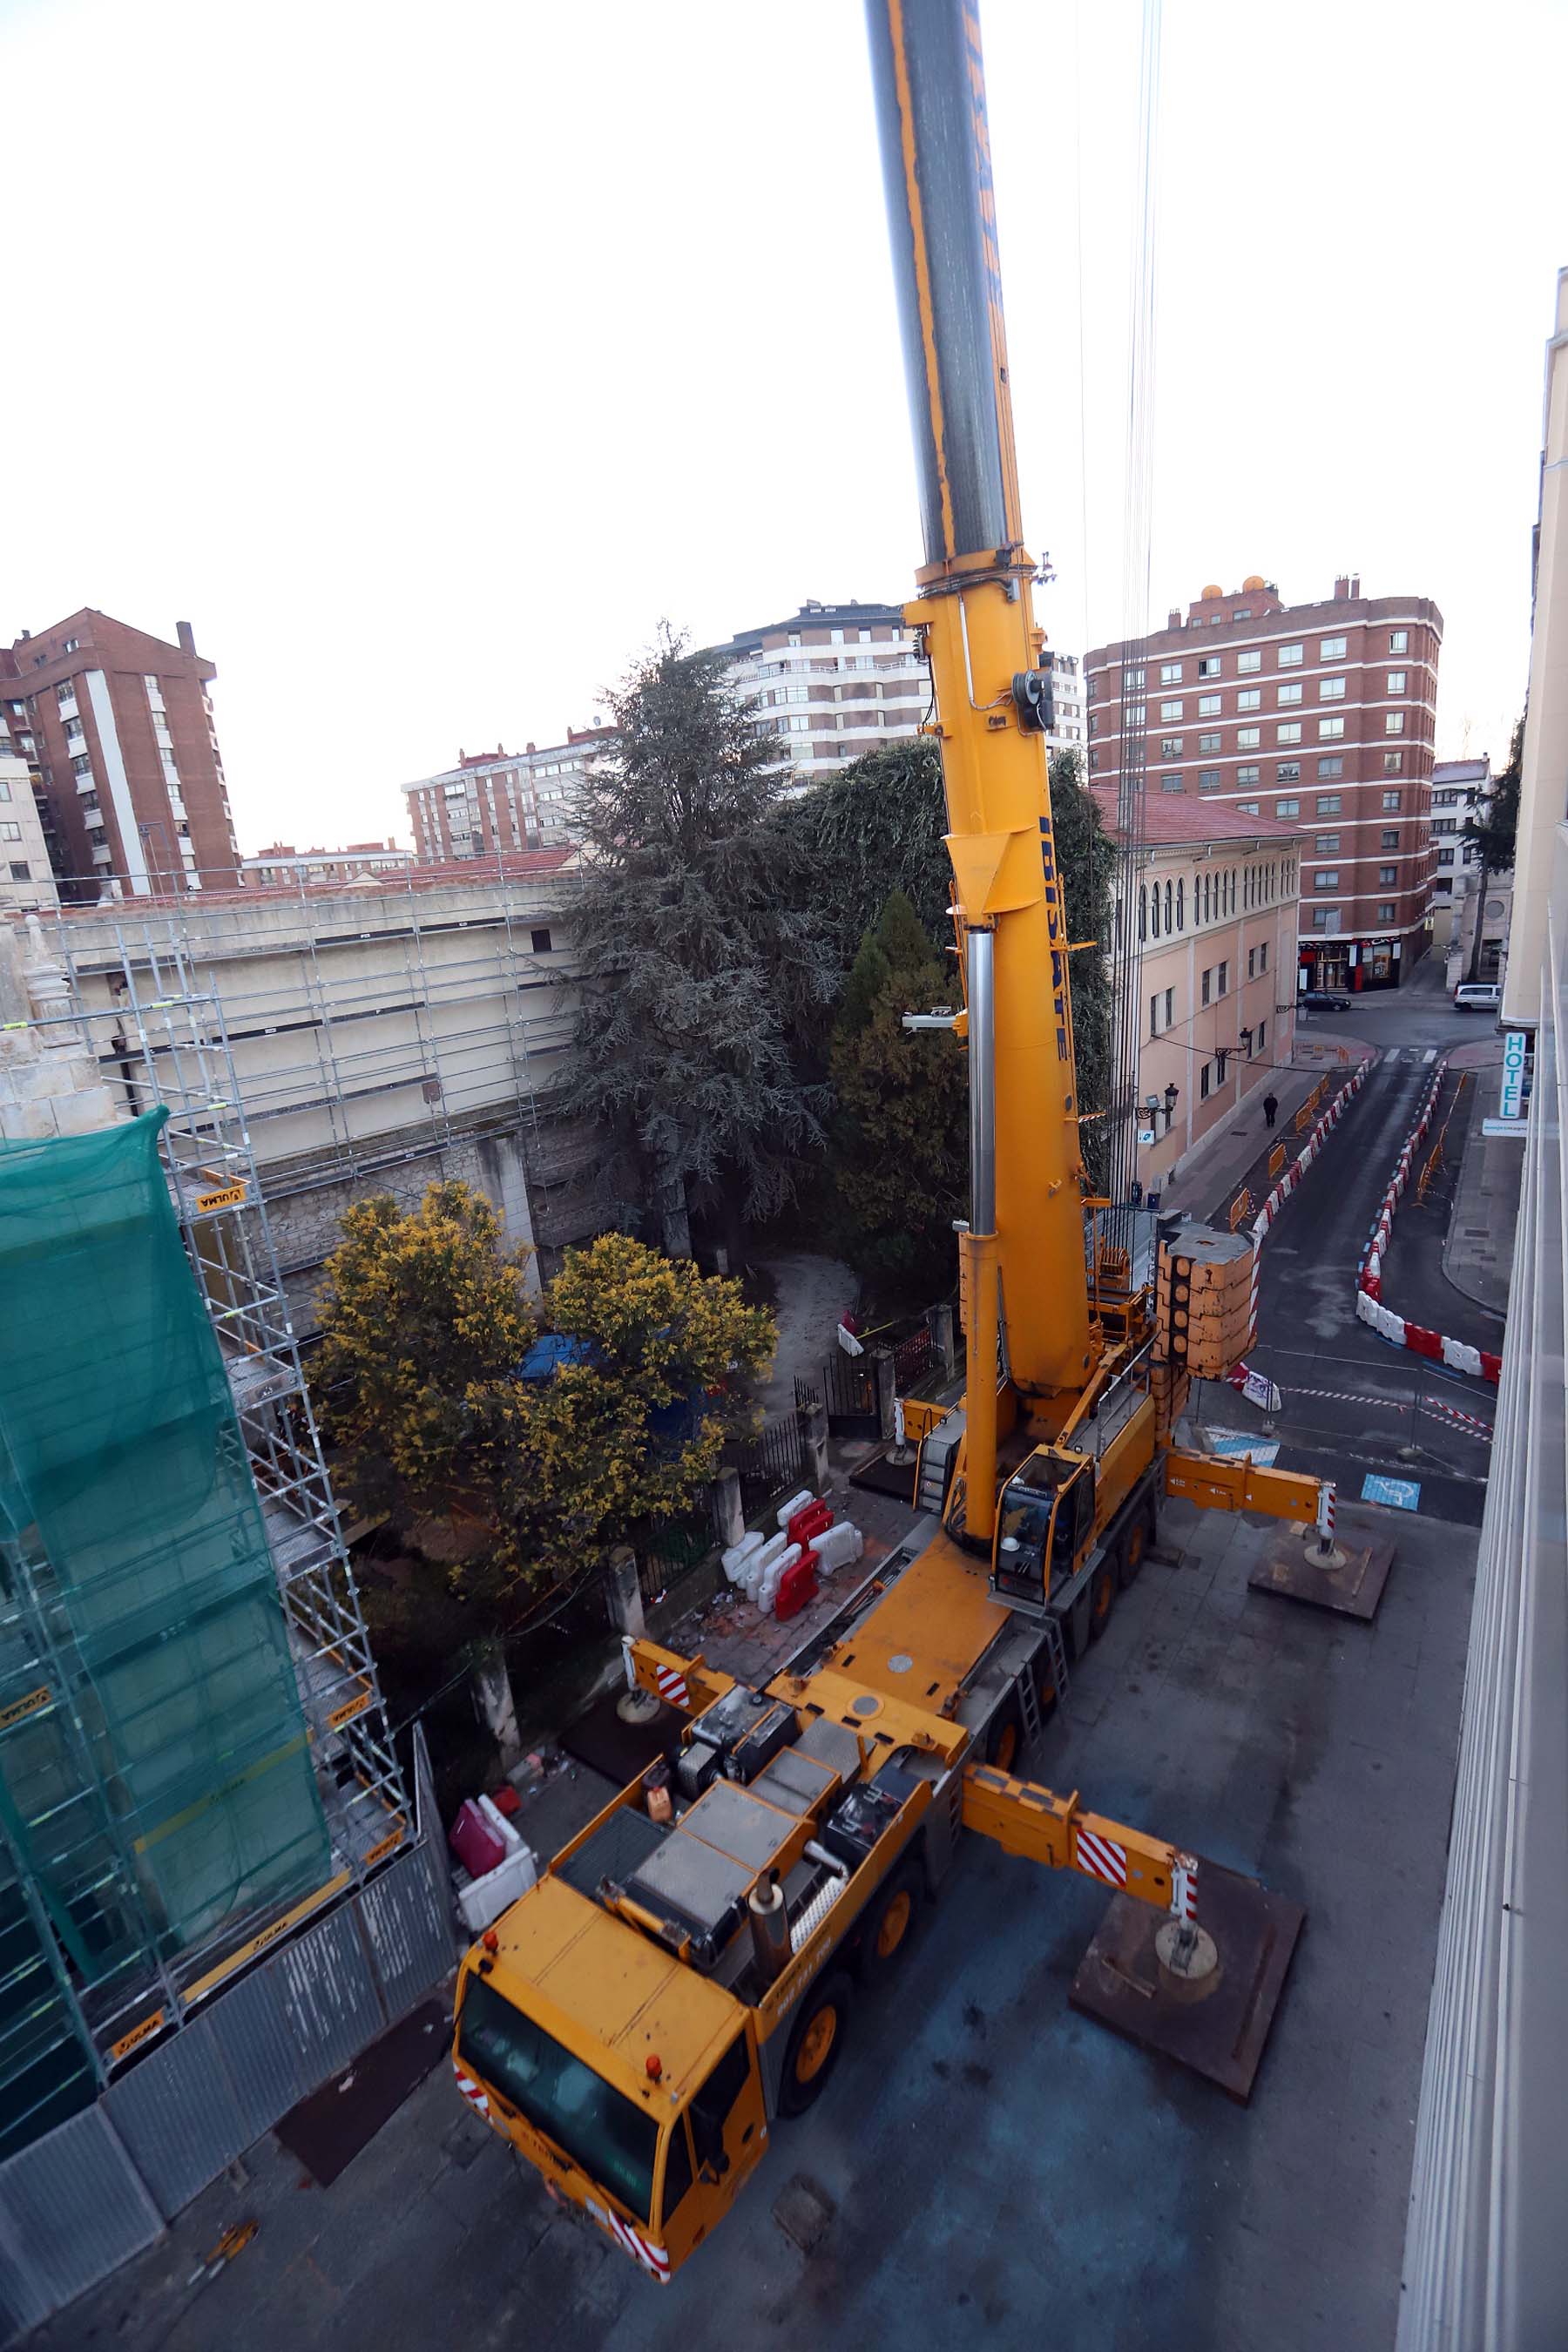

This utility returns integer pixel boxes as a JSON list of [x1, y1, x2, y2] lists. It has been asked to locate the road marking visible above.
[[1206, 1429, 1281, 1465], [1361, 1474, 1421, 1511], [1422, 1048, 1436, 1064]]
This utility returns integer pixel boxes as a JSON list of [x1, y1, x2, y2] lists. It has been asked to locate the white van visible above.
[[1453, 982, 1501, 1011]]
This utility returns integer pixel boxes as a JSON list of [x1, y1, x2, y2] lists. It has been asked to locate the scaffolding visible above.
[[0, 885, 504, 2155]]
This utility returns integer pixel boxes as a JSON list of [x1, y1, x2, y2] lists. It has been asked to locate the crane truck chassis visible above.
[[449, 0, 1342, 2282]]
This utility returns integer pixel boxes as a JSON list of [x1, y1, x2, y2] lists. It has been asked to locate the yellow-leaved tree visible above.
[[315, 1186, 775, 1605]]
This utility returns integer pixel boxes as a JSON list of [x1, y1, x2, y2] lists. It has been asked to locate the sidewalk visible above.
[[1158, 1035, 1375, 1223], [1442, 1054, 1522, 1317]]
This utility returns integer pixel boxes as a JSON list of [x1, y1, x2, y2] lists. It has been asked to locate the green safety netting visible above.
[[0, 1110, 329, 1971]]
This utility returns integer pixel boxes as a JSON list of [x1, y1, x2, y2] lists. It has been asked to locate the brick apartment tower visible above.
[[1085, 577, 1441, 991], [0, 609, 240, 899]]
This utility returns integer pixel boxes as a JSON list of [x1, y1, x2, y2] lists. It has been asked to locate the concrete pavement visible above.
[[1442, 1052, 1521, 1317]]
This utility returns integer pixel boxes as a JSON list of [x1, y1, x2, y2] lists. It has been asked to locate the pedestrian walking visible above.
[[1262, 1092, 1280, 1130]]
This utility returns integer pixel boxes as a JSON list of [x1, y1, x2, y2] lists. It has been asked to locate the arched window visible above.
[[1202, 872, 1211, 923], [1176, 878, 1184, 930], [1152, 882, 1160, 937], [1165, 880, 1173, 932], [1139, 883, 1147, 941]]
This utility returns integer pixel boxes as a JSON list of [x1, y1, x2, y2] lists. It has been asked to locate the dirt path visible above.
[[751, 1248, 858, 1414]]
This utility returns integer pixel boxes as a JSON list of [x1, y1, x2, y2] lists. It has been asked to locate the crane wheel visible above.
[[859, 1869, 922, 1985], [1086, 1559, 1117, 1642], [1119, 1504, 1156, 1590], [985, 1707, 1022, 1773], [779, 1972, 854, 2117]]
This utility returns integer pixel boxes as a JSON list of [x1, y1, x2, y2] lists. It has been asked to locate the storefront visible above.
[[1298, 935, 1405, 993]]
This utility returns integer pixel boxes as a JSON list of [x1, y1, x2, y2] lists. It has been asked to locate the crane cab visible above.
[[990, 1449, 1094, 1611]]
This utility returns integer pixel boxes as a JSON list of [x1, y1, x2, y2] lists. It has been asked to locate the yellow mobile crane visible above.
[[448, 0, 1328, 2284]]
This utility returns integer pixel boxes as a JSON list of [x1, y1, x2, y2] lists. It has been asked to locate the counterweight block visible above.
[[1068, 1854, 1305, 2104]]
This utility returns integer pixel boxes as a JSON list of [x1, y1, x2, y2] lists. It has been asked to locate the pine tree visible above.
[[564, 627, 837, 1259], [826, 893, 968, 1300], [1049, 748, 1118, 1188]]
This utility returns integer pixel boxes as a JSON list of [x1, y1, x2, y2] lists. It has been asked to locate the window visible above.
[[1201, 967, 1212, 1007], [1276, 761, 1301, 784], [1237, 764, 1260, 787], [1278, 722, 1302, 745], [787, 632, 801, 647], [1165, 880, 1174, 931], [457, 1978, 659, 2222], [1315, 794, 1342, 815], [1274, 797, 1300, 817], [1380, 829, 1400, 850], [1150, 987, 1173, 1035], [1389, 629, 1409, 653], [1315, 834, 1341, 852], [1313, 908, 1342, 933], [1238, 688, 1261, 713], [1238, 727, 1261, 750], [1217, 960, 1228, 995], [1260, 942, 1268, 970], [1317, 755, 1343, 780], [1198, 694, 1221, 718], [1200, 1061, 1213, 1101], [829, 627, 843, 643], [1234, 609, 1252, 621], [1160, 737, 1184, 758], [858, 626, 872, 643], [1176, 880, 1184, 928], [1199, 732, 1221, 753], [1387, 671, 1407, 694], [0, 822, 19, 842], [1198, 656, 1222, 679], [1321, 635, 1347, 661], [1125, 666, 1146, 687], [1383, 752, 1404, 774], [1379, 865, 1398, 885], [1159, 662, 1183, 685], [1248, 945, 1256, 977], [1238, 650, 1261, 673], [1159, 700, 1183, 721], [1377, 902, 1396, 923], [1278, 642, 1303, 666], [8, 862, 29, 882], [1277, 681, 1303, 707], [1318, 717, 1345, 741], [1199, 769, 1220, 791], [1437, 848, 1455, 868], [531, 928, 553, 954], [1160, 773, 1184, 793], [1315, 870, 1340, 890], [1237, 801, 1260, 816], [1385, 712, 1405, 735], [1433, 817, 1458, 835], [1139, 884, 1146, 939], [1319, 675, 1346, 701], [1151, 885, 1160, 937]]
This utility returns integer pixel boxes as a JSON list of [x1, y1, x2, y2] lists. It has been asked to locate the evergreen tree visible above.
[[826, 892, 968, 1299], [563, 627, 837, 1258], [1049, 747, 1118, 1188], [1463, 715, 1523, 983]]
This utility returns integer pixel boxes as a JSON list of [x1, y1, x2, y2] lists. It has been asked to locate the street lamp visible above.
[[1163, 1083, 1179, 1131]]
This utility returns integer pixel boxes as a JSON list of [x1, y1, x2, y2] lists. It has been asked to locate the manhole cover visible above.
[[774, 2172, 835, 2254]]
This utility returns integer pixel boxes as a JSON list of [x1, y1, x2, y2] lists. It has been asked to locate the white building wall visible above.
[[0, 755, 60, 917]]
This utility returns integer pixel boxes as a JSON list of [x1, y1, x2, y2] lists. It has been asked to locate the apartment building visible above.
[[242, 838, 414, 888], [1428, 754, 1490, 943], [0, 610, 240, 899], [1086, 576, 1441, 992], [0, 752, 59, 916], [1093, 787, 1300, 1193], [402, 727, 612, 863]]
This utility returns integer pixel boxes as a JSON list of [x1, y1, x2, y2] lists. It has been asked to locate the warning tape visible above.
[[1355, 1062, 1503, 1385], [1282, 1385, 1493, 1441], [653, 1663, 690, 1709]]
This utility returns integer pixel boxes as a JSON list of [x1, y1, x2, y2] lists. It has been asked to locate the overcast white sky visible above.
[[3, 0, 1565, 855]]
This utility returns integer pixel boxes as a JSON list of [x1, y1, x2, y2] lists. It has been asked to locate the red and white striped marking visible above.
[[596, 2205, 672, 2283], [1172, 1854, 1200, 1923], [1355, 1059, 1504, 1387], [452, 2058, 490, 2120], [1075, 1826, 1128, 1889], [653, 1663, 690, 1710]]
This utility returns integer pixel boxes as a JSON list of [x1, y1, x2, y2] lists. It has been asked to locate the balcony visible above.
[[75, 774, 96, 794], [91, 843, 114, 867]]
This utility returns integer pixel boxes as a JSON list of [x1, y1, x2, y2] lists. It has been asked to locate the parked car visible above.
[[1453, 982, 1502, 1011], [1300, 988, 1353, 1011]]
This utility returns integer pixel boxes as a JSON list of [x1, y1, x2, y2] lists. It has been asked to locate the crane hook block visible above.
[[1011, 669, 1055, 733]]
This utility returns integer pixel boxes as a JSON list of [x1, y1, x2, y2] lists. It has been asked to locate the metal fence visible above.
[[890, 1325, 934, 1391], [0, 1748, 455, 2343], [632, 1511, 713, 1605], [727, 1409, 804, 1521], [795, 1353, 879, 1435]]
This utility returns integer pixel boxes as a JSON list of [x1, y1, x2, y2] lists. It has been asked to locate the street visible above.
[[45, 960, 1497, 2352]]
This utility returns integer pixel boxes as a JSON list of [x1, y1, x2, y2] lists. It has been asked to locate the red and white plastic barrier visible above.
[[1354, 1060, 1503, 1386], [1229, 1061, 1373, 1392]]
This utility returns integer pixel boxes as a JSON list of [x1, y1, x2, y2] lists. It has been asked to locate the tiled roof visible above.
[[1090, 785, 1299, 845]]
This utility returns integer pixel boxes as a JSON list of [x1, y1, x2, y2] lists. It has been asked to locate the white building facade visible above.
[[0, 753, 60, 917], [402, 728, 614, 863]]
